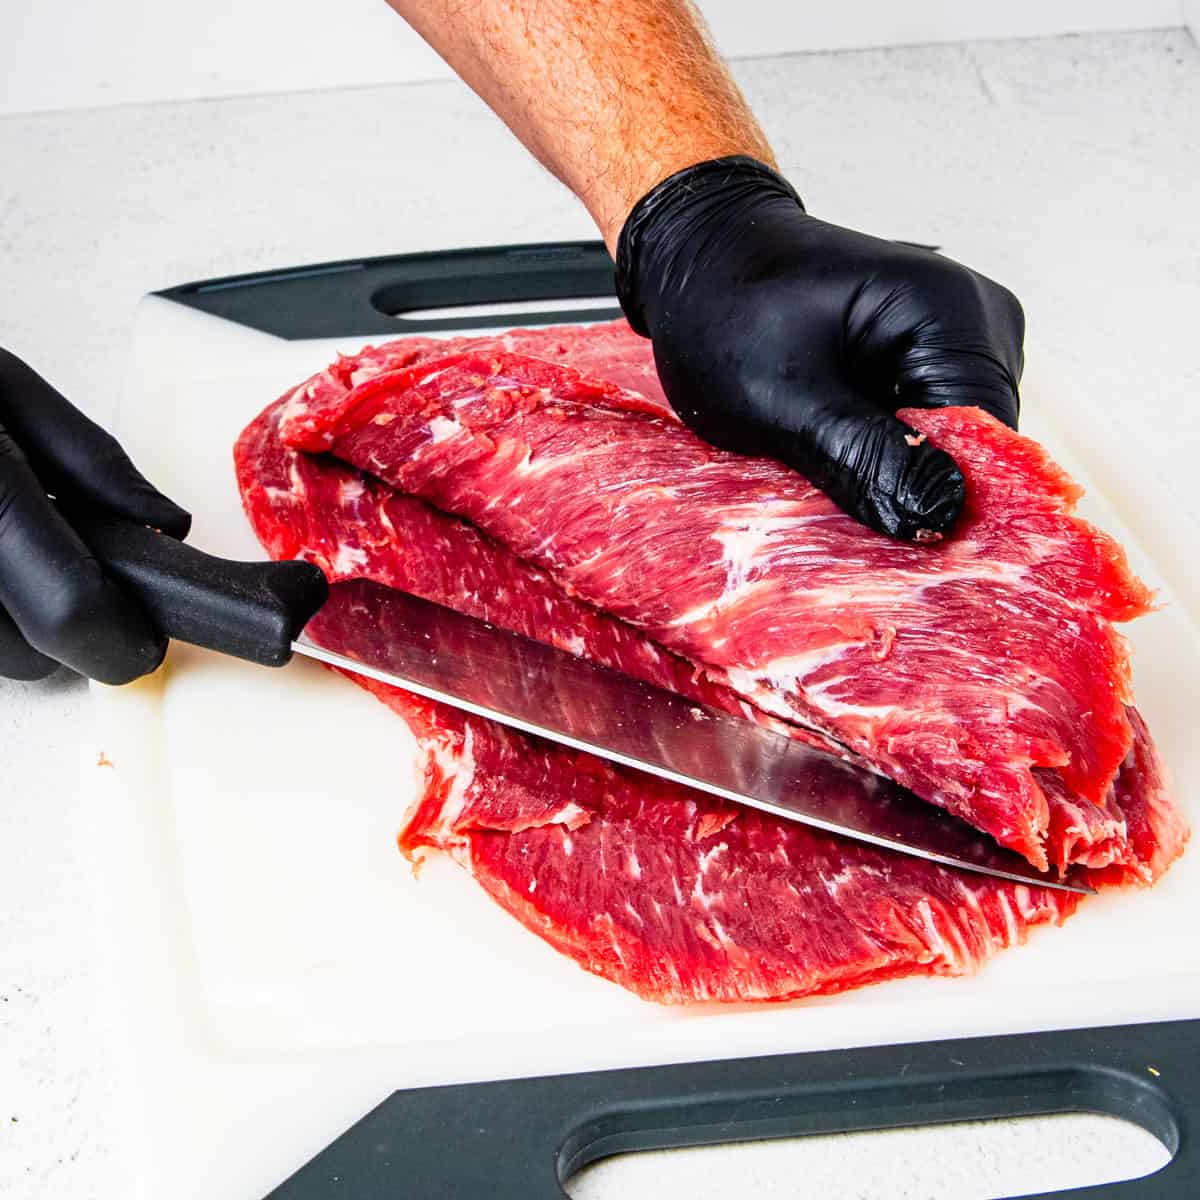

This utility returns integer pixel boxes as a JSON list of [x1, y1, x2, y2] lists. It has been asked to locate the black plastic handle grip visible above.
[[74, 513, 329, 668], [156, 241, 622, 339], [264, 1018, 1198, 1200]]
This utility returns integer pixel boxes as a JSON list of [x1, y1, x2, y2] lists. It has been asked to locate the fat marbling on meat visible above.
[[233, 320, 1186, 1004]]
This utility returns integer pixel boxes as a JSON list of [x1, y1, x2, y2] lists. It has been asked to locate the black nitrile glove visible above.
[[0, 348, 190, 683], [615, 156, 1025, 540]]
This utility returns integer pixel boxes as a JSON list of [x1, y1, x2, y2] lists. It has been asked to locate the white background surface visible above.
[[1, 20, 1199, 1200], [0, 0, 1196, 114]]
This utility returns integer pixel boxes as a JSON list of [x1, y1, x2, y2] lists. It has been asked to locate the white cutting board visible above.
[[95, 293, 1200, 1200]]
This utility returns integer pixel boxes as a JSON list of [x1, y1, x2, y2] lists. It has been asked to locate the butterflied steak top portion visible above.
[[233, 319, 1186, 1004], [269, 323, 1162, 874]]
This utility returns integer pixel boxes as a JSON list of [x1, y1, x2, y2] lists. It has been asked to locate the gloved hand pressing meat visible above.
[[615, 156, 1025, 541], [0, 348, 190, 682]]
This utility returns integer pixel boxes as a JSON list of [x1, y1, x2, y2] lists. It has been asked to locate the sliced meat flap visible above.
[[267, 332, 1160, 873]]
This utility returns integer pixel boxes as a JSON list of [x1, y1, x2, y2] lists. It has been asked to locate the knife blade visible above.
[[296, 578, 1090, 894], [72, 515, 1090, 895]]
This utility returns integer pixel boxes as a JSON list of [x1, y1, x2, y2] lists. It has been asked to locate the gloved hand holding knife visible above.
[[0, 349, 190, 683]]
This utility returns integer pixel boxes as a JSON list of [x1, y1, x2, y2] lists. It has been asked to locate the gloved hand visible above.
[[615, 156, 1024, 541], [0, 348, 190, 683]]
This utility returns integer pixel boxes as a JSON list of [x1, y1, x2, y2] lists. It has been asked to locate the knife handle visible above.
[[73, 513, 329, 668]]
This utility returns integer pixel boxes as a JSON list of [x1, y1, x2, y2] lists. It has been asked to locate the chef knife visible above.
[[74, 513, 1091, 894]]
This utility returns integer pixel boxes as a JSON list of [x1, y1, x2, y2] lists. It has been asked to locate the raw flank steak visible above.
[[234, 320, 1186, 1004]]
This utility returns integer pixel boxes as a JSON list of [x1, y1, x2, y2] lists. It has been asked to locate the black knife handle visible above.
[[73, 513, 329, 668]]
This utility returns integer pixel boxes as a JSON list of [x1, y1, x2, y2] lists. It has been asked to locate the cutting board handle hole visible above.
[[368, 243, 622, 330], [563, 1110, 1169, 1199], [383, 295, 621, 325], [558, 1063, 1181, 1200]]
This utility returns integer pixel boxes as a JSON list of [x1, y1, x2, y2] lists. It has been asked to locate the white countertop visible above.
[[1, 27, 1198, 1199]]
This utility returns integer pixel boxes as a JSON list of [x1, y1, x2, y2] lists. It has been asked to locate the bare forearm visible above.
[[386, 0, 774, 251]]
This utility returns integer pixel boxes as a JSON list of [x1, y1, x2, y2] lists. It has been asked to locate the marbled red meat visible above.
[[233, 320, 1186, 1004], [332, 670, 1089, 1004], [272, 331, 1161, 873]]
